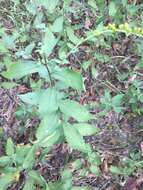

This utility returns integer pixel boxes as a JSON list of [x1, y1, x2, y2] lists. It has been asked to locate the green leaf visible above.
[[71, 159, 83, 170], [61, 169, 72, 180], [6, 138, 15, 156], [38, 88, 59, 115], [58, 44, 68, 60], [102, 90, 111, 103], [15, 144, 31, 165], [48, 182, 62, 190], [94, 53, 111, 63], [23, 145, 37, 170], [41, 28, 57, 57], [88, 152, 101, 165], [0, 156, 11, 167], [89, 165, 101, 176], [19, 91, 42, 106], [139, 95, 143, 103], [1, 61, 47, 79], [110, 166, 123, 174], [23, 179, 35, 190], [53, 68, 84, 90], [46, 0, 59, 13], [60, 100, 92, 122], [122, 0, 128, 7], [39, 129, 61, 148], [16, 43, 35, 58], [0, 173, 17, 190], [63, 123, 87, 152], [88, 0, 97, 9], [36, 112, 60, 141], [28, 170, 46, 186], [0, 82, 18, 89], [51, 16, 64, 33], [112, 94, 124, 106], [109, 2, 117, 17], [0, 39, 7, 53], [113, 106, 123, 113], [66, 27, 81, 45], [73, 123, 100, 136]]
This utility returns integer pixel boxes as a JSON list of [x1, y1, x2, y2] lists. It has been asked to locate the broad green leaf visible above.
[[88, 0, 97, 9], [19, 91, 43, 105], [96, 0, 105, 13], [0, 172, 19, 190], [139, 95, 143, 103], [94, 53, 111, 63], [26, 1, 37, 14], [113, 106, 123, 113], [46, 184, 51, 190], [109, 2, 117, 17], [71, 159, 83, 170], [0, 82, 18, 89], [28, 170, 46, 186], [58, 44, 68, 60], [2, 33, 17, 49], [45, 0, 59, 13], [61, 169, 72, 190], [63, 123, 87, 152], [38, 88, 59, 115], [39, 129, 61, 148], [6, 138, 15, 156], [88, 152, 101, 166], [36, 112, 60, 141], [41, 28, 57, 57], [112, 94, 124, 106], [61, 168, 72, 179], [48, 182, 62, 190], [122, 0, 128, 7], [53, 68, 84, 90], [23, 179, 35, 190], [23, 145, 37, 170], [62, 181, 72, 190], [25, 43, 35, 56], [110, 166, 123, 174], [1, 61, 47, 79], [51, 16, 64, 33], [0, 156, 11, 166], [66, 27, 81, 45], [59, 100, 92, 122], [0, 39, 8, 53], [89, 165, 101, 176], [82, 60, 92, 71], [16, 43, 35, 58], [15, 144, 31, 165], [73, 123, 100, 136]]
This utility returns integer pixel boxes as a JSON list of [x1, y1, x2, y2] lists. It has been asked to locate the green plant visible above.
[[0, 0, 143, 189], [99, 90, 124, 114], [126, 80, 143, 114], [110, 152, 143, 176], [0, 138, 47, 189]]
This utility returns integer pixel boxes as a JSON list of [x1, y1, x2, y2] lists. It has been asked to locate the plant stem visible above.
[[43, 54, 54, 87]]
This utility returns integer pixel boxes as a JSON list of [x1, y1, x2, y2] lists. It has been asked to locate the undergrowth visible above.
[[0, 0, 143, 190]]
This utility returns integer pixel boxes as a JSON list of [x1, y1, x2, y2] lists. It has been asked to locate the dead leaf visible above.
[[123, 176, 143, 190]]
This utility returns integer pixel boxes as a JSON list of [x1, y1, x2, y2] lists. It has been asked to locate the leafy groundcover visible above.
[[0, 0, 143, 190]]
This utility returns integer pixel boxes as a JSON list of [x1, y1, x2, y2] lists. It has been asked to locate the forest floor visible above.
[[0, 0, 143, 190]]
